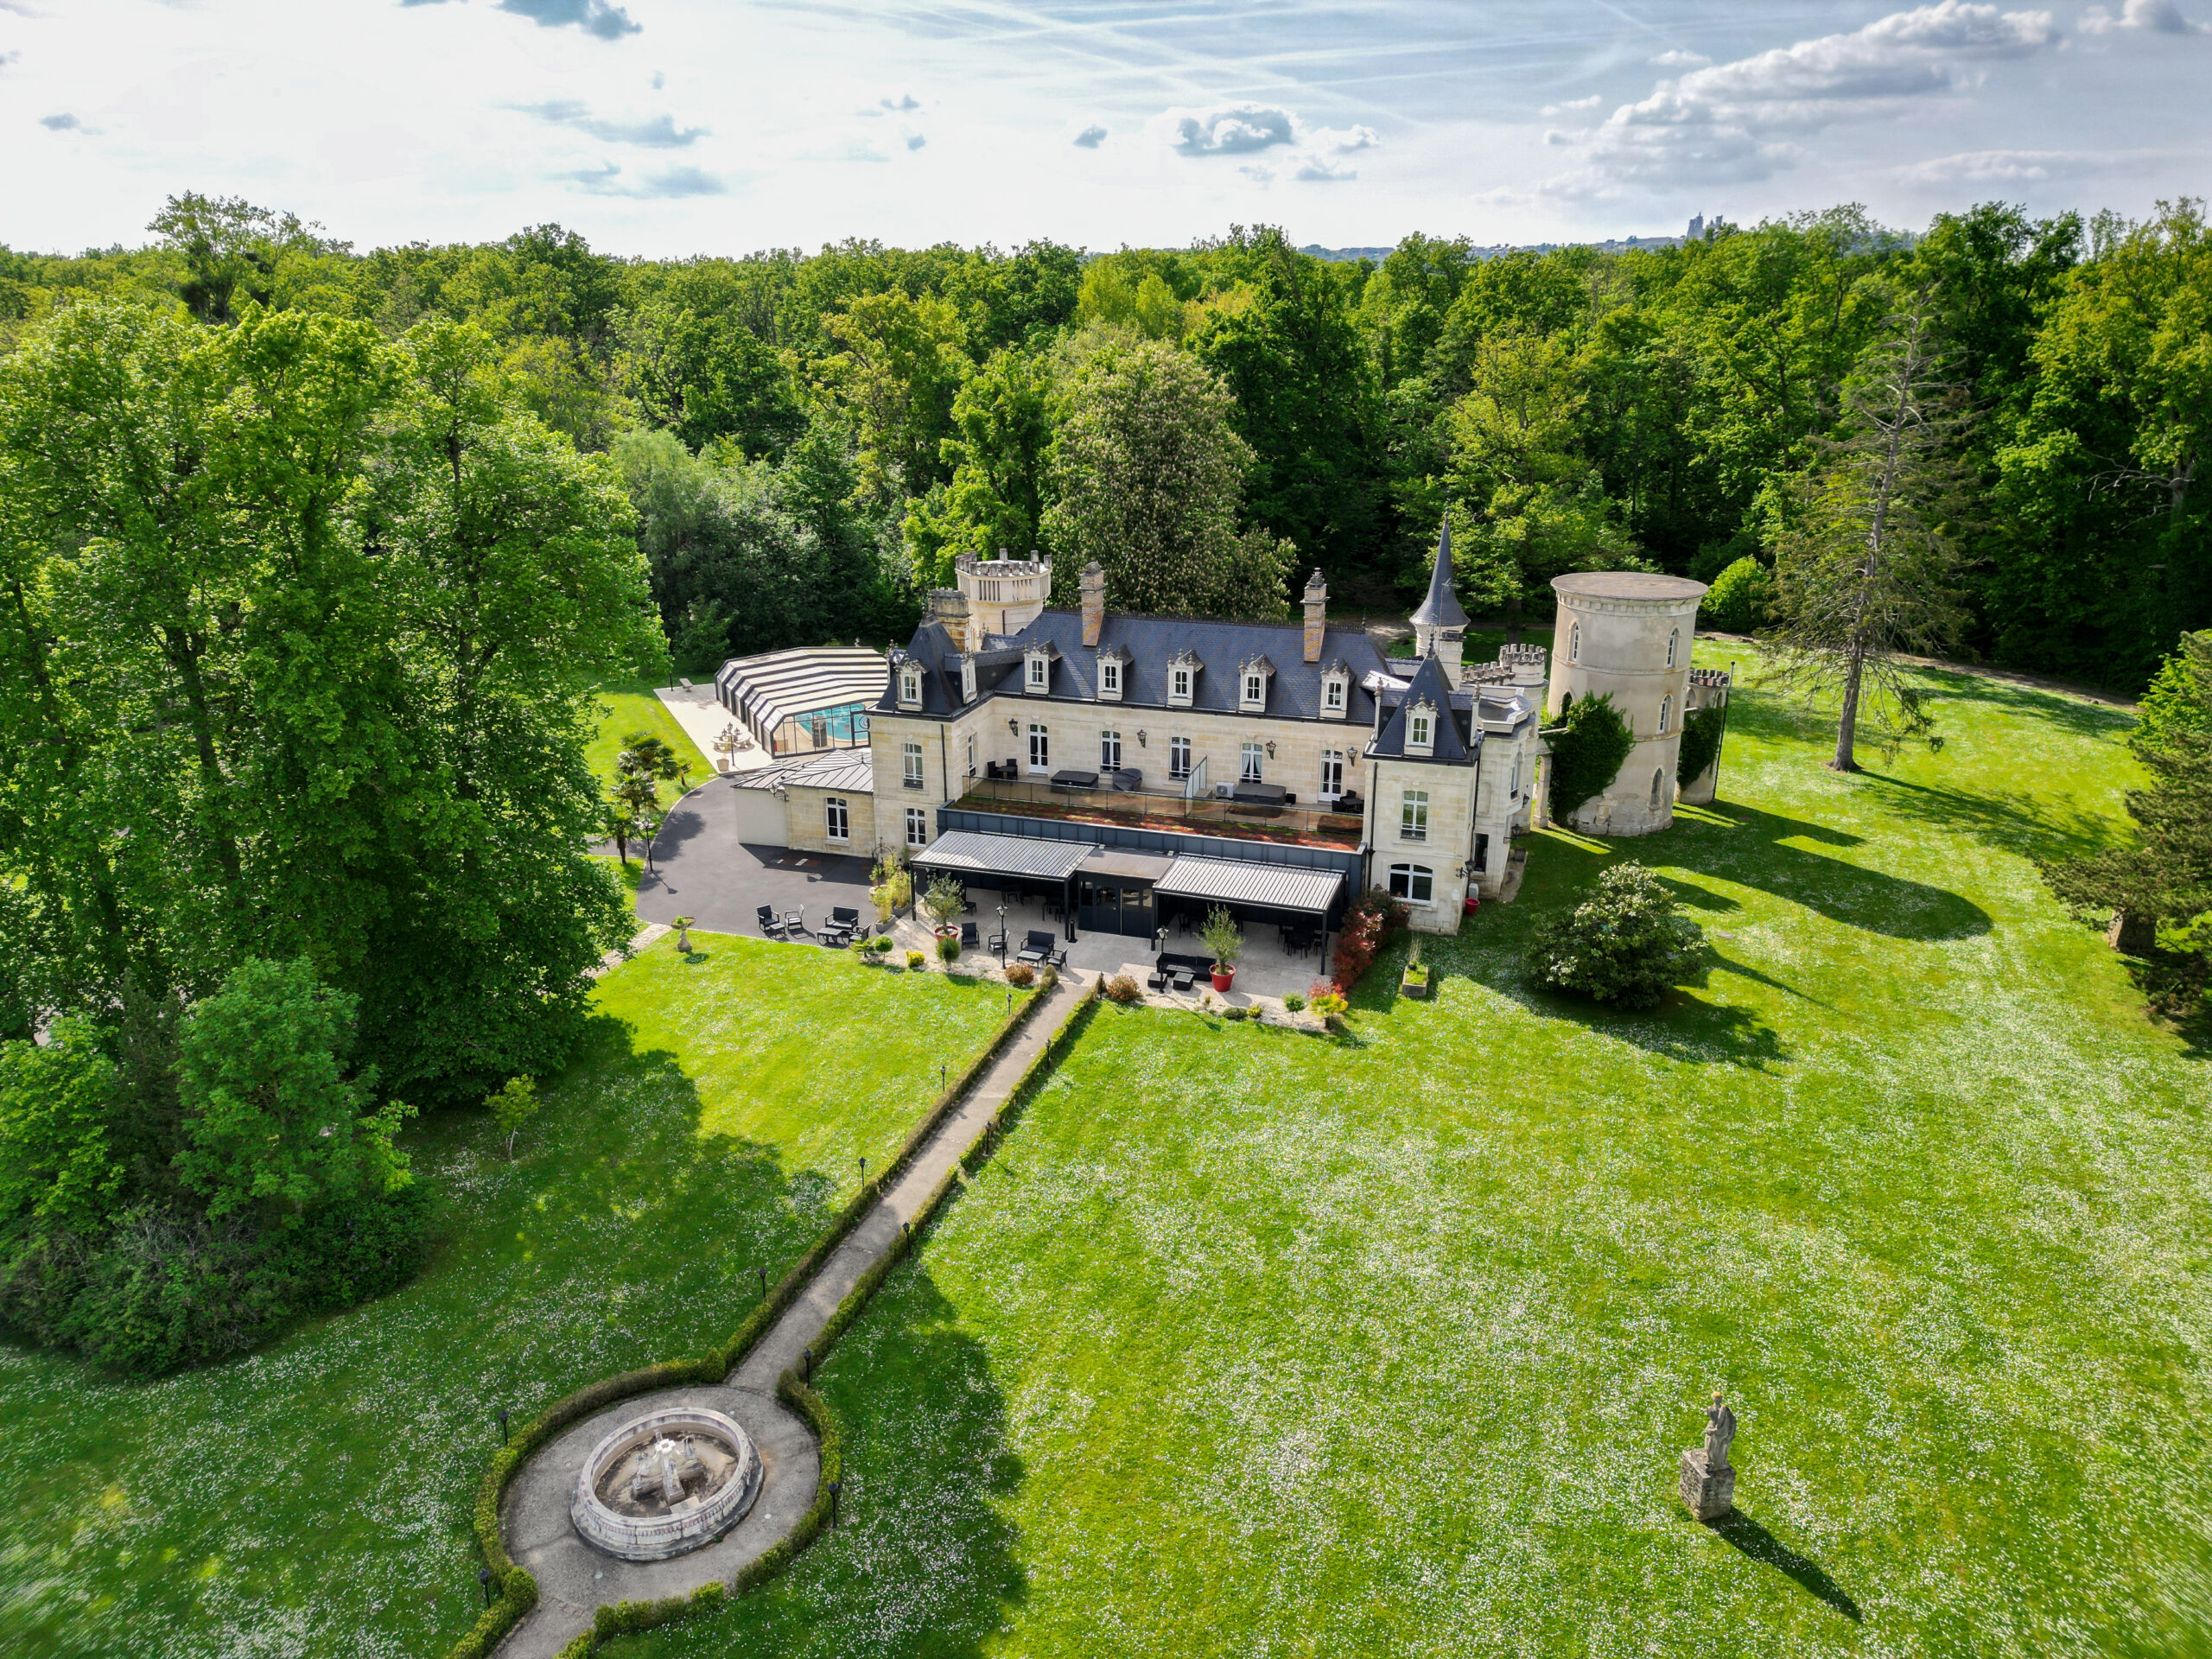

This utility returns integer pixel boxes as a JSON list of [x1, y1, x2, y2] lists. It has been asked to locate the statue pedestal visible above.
[[1679, 1449, 1734, 1522]]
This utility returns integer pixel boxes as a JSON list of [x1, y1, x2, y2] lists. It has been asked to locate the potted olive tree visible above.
[[921, 874, 967, 940], [1201, 905, 1243, 993]]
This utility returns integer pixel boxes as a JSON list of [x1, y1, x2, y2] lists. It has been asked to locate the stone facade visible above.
[[1546, 572, 1709, 836], [783, 783, 877, 858]]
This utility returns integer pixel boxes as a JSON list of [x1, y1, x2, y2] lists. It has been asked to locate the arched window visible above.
[[1659, 694, 1672, 734], [1650, 770, 1665, 810], [1667, 628, 1679, 669], [1569, 621, 1580, 663]]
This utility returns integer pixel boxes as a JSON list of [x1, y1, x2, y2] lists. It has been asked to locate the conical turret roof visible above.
[[1409, 520, 1469, 630]]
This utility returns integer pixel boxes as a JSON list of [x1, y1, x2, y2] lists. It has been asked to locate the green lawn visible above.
[[0, 935, 1021, 1659], [586, 677, 710, 791], [615, 650, 2212, 1657]]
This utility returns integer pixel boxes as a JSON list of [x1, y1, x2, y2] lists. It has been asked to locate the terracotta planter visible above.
[[1211, 966, 1236, 992]]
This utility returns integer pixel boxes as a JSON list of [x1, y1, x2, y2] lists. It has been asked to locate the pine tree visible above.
[[1764, 289, 1974, 772]]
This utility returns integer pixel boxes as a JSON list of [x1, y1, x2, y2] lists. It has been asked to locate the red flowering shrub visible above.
[[1331, 891, 1408, 992]]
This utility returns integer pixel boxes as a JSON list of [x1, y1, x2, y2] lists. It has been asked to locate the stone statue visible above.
[[1680, 1389, 1738, 1522], [1702, 1393, 1737, 1470]]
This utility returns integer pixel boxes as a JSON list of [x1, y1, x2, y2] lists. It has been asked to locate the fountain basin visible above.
[[570, 1405, 762, 1561]]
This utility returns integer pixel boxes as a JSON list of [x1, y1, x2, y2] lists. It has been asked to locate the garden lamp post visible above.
[[498, 1408, 508, 1445], [803, 1345, 815, 1382], [829, 1479, 842, 1527], [754, 1266, 767, 1299], [479, 1567, 493, 1607], [996, 905, 1007, 964]]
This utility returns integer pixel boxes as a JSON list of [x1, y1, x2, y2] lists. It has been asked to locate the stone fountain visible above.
[[570, 1406, 762, 1561]]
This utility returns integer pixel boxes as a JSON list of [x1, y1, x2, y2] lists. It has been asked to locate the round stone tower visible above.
[[1545, 571, 1707, 836]]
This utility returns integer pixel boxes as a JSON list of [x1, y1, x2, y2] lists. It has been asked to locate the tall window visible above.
[[906, 806, 928, 847], [1241, 741, 1263, 781], [1389, 862, 1433, 903], [1100, 659, 1120, 696], [961, 658, 976, 701], [965, 733, 977, 777], [1658, 694, 1672, 734], [1169, 735, 1192, 779], [902, 741, 924, 788], [1473, 833, 1490, 872], [825, 797, 849, 841], [1027, 656, 1048, 690], [1401, 789, 1428, 842], [1408, 708, 1432, 749], [1101, 729, 1122, 769], [1028, 722, 1050, 771], [1667, 628, 1679, 669], [1569, 622, 1580, 663], [1650, 769, 1665, 810], [1172, 666, 1192, 701], [1319, 750, 1344, 800], [1510, 753, 1521, 798]]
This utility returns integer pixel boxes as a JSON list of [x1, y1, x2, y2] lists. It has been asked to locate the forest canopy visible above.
[[6, 194, 2206, 691]]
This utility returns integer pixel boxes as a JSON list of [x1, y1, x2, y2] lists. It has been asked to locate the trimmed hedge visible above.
[[449, 978, 1066, 1659]]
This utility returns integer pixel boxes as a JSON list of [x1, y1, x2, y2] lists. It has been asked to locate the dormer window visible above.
[[1096, 645, 1128, 702], [1319, 661, 1349, 721], [960, 657, 976, 702], [1237, 653, 1274, 713], [1167, 648, 1200, 707], [1025, 650, 1051, 693], [898, 664, 923, 709], [1408, 700, 1435, 756]]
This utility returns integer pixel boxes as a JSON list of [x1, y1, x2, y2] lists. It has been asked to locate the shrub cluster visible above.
[[1103, 975, 1142, 1003], [1675, 704, 1728, 787], [1702, 555, 1771, 632], [1004, 963, 1036, 988], [1527, 861, 1705, 1010]]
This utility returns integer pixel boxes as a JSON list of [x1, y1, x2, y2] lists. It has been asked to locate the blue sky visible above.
[[3, 0, 2205, 254]]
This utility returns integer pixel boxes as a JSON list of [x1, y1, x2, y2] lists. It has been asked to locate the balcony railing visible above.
[[953, 775, 1365, 848]]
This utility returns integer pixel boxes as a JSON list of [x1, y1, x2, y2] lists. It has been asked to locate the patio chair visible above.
[[960, 921, 980, 950], [757, 905, 785, 938], [784, 907, 805, 937], [1046, 946, 1069, 970]]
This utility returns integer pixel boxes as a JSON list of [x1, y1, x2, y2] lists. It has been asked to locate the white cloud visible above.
[[2081, 0, 2208, 30], [1554, 2, 2063, 193], [1539, 94, 1603, 116], [560, 161, 728, 197], [513, 100, 708, 146], [1161, 102, 1295, 155], [1890, 144, 2185, 181], [1649, 49, 1711, 67], [1293, 155, 1357, 181]]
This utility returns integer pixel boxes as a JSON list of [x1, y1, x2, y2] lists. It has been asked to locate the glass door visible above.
[[1320, 750, 1344, 801]]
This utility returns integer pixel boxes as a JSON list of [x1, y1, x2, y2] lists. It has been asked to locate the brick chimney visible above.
[[1080, 561, 1107, 648], [1301, 569, 1328, 663]]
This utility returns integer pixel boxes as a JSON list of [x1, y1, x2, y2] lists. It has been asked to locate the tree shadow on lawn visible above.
[[1853, 770, 2120, 866], [1703, 1510, 1863, 1624], [1663, 803, 1992, 943]]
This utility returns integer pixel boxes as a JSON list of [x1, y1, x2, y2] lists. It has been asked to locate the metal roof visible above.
[[728, 750, 874, 795], [912, 830, 1093, 881], [1153, 856, 1344, 914], [715, 647, 889, 741]]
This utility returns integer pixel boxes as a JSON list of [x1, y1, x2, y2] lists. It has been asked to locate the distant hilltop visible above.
[[1300, 233, 1688, 264]]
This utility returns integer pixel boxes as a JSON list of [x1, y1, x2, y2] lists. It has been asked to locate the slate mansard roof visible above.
[[1369, 652, 1476, 766], [879, 609, 1395, 723]]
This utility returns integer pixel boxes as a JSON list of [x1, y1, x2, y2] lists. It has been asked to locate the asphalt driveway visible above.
[[633, 780, 874, 941]]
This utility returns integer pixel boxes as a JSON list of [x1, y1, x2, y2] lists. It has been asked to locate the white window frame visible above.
[[1100, 729, 1122, 770], [1027, 655, 1049, 691], [825, 797, 849, 842], [965, 733, 977, 778], [1569, 622, 1580, 664], [961, 658, 976, 702], [1099, 658, 1121, 699], [1401, 789, 1429, 842], [1169, 735, 1192, 779], [1320, 750, 1344, 801], [899, 667, 922, 708], [906, 806, 928, 847], [1659, 694, 1672, 734], [1240, 741, 1263, 782], [1242, 671, 1265, 709], [1027, 722, 1050, 772], [1408, 703, 1433, 755], [1322, 673, 1346, 717], [1667, 628, 1679, 670], [1389, 862, 1433, 904], [902, 741, 924, 789], [1510, 752, 1521, 798], [1170, 666, 1192, 705]]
